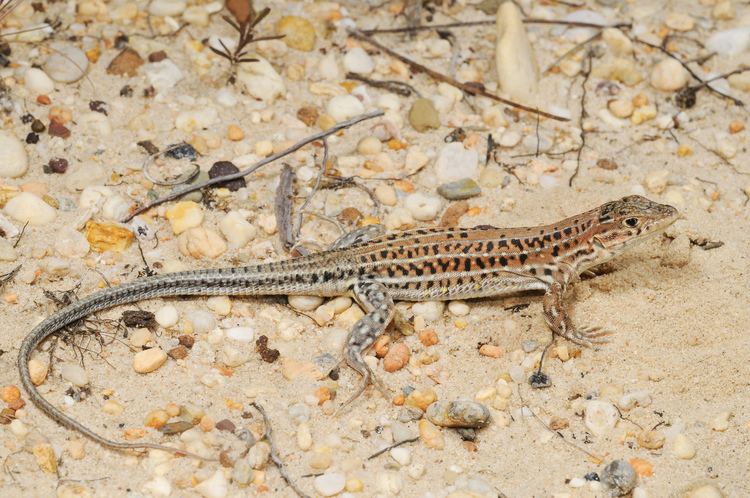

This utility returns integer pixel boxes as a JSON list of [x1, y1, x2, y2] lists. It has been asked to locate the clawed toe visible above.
[[561, 326, 614, 348]]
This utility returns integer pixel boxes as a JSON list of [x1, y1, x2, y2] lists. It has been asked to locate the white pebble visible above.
[[448, 301, 470, 316], [651, 59, 689, 91], [220, 344, 249, 367], [9, 419, 29, 437], [405, 192, 442, 221], [148, 0, 187, 16], [186, 310, 216, 333], [52, 228, 89, 258], [101, 195, 131, 222], [155, 305, 179, 328], [390, 447, 411, 466], [178, 227, 227, 259], [499, 130, 521, 148], [326, 94, 364, 122], [377, 472, 403, 494], [357, 136, 382, 155], [412, 301, 445, 321], [0, 239, 17, 262], [175, 107, 218, 133], [297, 422, 312, 451], [236, 57, 285, 103], [644, 170, 670, 194], [225, 326, 254, 343], [145, 59, 184, 93], [584, 400, 619, 436], [314, 472, 346, 497], [288, 295, 323, 312], [24, 67, 54, 95], [343, 47, 374, 75], [61, 364, 89, 387], [195, 469, 228, 498], [133, 348, 167, 374], [207, 296, 231, 316], [219, 210, 256, 248], [142, 476, 172, 497], [407, 462, 425, 479], [0, 132, 29, 178], [44, 45, 89, 83], [436, 142, 479, 182], [375, 185, 397, 206], [672, 433, 696, 459], [711, 411, 731, 432]]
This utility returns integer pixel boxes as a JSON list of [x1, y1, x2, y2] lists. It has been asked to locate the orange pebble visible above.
[[629, 458, 653, 477], [479, 344, 503, 358], [373, 335, 390, 358], [315, 387, 332, 405], [392, 393, 405, 406], [418, 329, 439, 347], [383, 343, 410, 373], [1, 385, 21, 404]]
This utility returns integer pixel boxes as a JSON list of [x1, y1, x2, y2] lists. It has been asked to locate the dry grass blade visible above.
[[0, 0, 24, 23], [275, 164, 296, 250]]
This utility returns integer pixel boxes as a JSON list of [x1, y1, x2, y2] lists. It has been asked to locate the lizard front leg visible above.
[[338, 276, 395, 411], [542, 281, 612, 347]]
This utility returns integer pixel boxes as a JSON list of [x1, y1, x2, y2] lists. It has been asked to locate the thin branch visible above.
[[293, 138, 328, 243], [543, 31, 602, 74], [348, 29, 569, 122], [346, 72, 418, 97], [361, 18, 631, 35], [275, 164, 296, 250], [367, 436, 419, 460], [124, 110, 385, 221], [569, 52, 593, 187]]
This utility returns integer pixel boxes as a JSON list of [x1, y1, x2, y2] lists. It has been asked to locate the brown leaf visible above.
[[226, 0, 253, 24]]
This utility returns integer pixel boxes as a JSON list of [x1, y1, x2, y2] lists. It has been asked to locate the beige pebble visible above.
[[607, 99, 633, 118], [207, 296, 232, 316], [130, 328, 153, 348], [374, 185, 397, 206], [651, 59, 689, 91], [281, 358, 324, 380], [665, 12, 695, 31], [165, 201, 203, 235], [711, 411, 732, 432], [28, 358, 49, 386], [297, 422, 313, 451], [178, 227, 227, 259], [309, 446, 332, 470], [33, 443, 58, 473], [713, 0, 735, 20], [682, 483, 724, 498], [357, 136, 382, 155], [672, 433, 696, 459], [227, 124, 244, 141], [383, 343, 410, 372], [418, 419, 445, 449], [133, 348, 167, 373], [644, 170, 670, 194], [145, 409, 170, 429], [102, 399, 124, 416], [255, 140, 273, 156], [479, 344, 503, 358], [406, 388, 437, 411], [67, 439, 86, 460]]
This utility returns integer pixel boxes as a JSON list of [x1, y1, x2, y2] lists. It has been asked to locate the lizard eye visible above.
[[623, 217, 639, 228]]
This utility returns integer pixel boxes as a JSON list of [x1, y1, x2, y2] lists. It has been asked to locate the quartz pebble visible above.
[[344, 47, 374, 75], [0, 238, 17, 261], [405, 192, 442, 221], [0, 132, 29, 178], [24, 68, 54, 95], [358, 136, 382, 155], [219, 210, 256, 248], [436, 143, 479, 182], [419, 419, 445, 449], [226, 327, 254, 343], [149, 0, 187, 17], [178, 227, 227, 259], [651, 59, 689, 91], [289, 295, 323, 312], [133, 348, 167, 373], [437, 178, 481, 200], [314, 472, 346, 496], [144, 59, 184, 93], [28, 359, 49, 385], [44, 45, 89, 83], [408, 98, 440, 132], [672, 433, 696, 459], [207, 296, 231, 316], [426, 400, 491, 428], [186, 310, 216, 333], [155, 305, 179, 328], [390, 447, 411, 466], [236, 57, 285, 103], [495, 1, 539, 105], [195, 469, 228, 498], [584, 400, 619, 436], [61, 364, 89, 387], [711, 411, 731, 432], [165, 201, 203, 235], [326, 94, 364, 121]]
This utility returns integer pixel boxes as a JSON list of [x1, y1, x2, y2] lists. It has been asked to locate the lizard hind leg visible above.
[[336, 276, 395, 414], [542, 281, 614, 348]]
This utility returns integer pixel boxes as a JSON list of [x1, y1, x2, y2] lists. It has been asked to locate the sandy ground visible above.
[[0, 0, 749, 497]]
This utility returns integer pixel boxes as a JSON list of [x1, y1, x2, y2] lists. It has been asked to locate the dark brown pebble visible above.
[[178, 335, 195, 348], [47, 157, 68, 174], [148, 50, 168, 63], [31, 119, 45, 132], [122, 310, 156, 328], [215, 419, 236, 432], [208, 161, 246, 192], [48, 121, 70, 139], [89, 100, 107, 115], [596, 158, 618, 170], [167, 345, 188, 359], [107, 47, 144, 77], [256, 335, 280, 363], [26, 132, 39, 144]]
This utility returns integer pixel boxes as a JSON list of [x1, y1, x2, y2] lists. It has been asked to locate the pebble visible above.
[[236, 57, 285, 103], [276, 16, 316, 51], [33, 444, 58, 473], [418, 419, 445, 449], [142, 476, 172, 497], [405, 192, 442, 221], [706, 27, 750, 57], [314, 472, 346, 496], [207, 296, 231, 316], [357, 136, 382, 155], [608, 99, 634, 119], [644, 170, 670, 194], [44, 45, 89, 83], [0, 238, 17, 261], [383, 343, 410, 372], [28, 358, 49, 385], [61, 364, 89, 387], [681, 483, 724, 498], [208, 161, 246, 192], [282, 358, 324, 381], [0, 132, 29, 178], [374, 186, 397, 206], [408, 98, 440, 132], [661, 234, 691, 268], [144, 59, 184, 93], [10, 419, 29, 437], [326, 94, 364, 122], [226, 326, 254, 343], [665, 12, 695, 32], [672, 433, 696, 459], [289, 295, 324, 312], [448, 301, 470, 316], [129, 328, 153, 348], [102, 399, 124, 415], [297, 422, 312, 451], [175, 107, 218, 132], [437, 178, 481, 200], [232, 459, 254, 486], [195, 469, 228, 498], [495, 1, 539, 105], [406, 388, 438, 411], [584, 400, 619, 436], [426, 400, 491, 428], [178, 227, 227, 259], [390, 447, 411, 466], [165, 201, 203, 235], [148, 0, 186, 17], [106, 47, 144, 76], [377, 472, 403, 494], [101, 195, 131, 222], [24, 68, 54, 95], [436, 142, 479, 182], [651, 59, 689, 91], [133, 348, 167, 374], [711, 411, 731, 432], [600, 460, 637, 496], [155, 305, 179, 328], [343, 47, 374, 75], [186, 310, 216, 333], [479, 344, 503, 358], [498, 130, 521, 148]]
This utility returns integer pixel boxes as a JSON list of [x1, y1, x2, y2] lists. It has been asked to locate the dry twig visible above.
[[275, 164, 296, 250], [361, 18, 631, 35], [569, 52, 593, 187]]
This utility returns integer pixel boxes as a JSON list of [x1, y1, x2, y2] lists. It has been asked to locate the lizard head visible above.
[[591, 195, 679, 251]]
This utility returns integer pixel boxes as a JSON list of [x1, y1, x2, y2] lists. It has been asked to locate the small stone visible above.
[[665, 12, 695, 31], [186, 310, 216, 333], [0, 132, 29, 178], [45, 46, 89, 83], [208, 161, 246, 192], [408, 98, 440, 132], [48, 121, 71, 139], [226, 326, 254, 343], [133, 348, 167, 373], [383, 343, 410, 372], [708, 28, 750, 58], [24, 68, 54, 95], [436, 142, 479, 182], [276, 16, 316, 51], [651, 59, 689, 92], [102, 399, 124, 415], [129, 328, 153, 348], [281, 358, 324, 380], [0, 238, 17, 262], [644, 170, 670, 194], [232, 459, 254, 486], [344, 47, 374, 75], [0, 385, 20, 404], [33, 444, 58, 473], [144, 59, 184, 93], [61, 363, 88, 387], [85, 221, 133, 252], [406, 388, 438, 411], [28, 359, 49, 386], [405, 192, 442, 221], [479, 344, 503, 358], [207, 296, 231, 316], [106, 48, 143, 77], [149, 0, 186, 16], [178, 227, 227, 259], [297, 422, 312, 451], [227, 124, 244, 141], [390, 446, 411, 466], [165, 201, 203, 235], [168, 346, 189, 360], [672, 433, 696, 459], [681, 483, 724, 498], [314, 472, 346, 496], [608, 99, 633, 118], [600, 460, 637, 496], [426, 400, 491, 428], [711, 411, 732, 432], [584, 400, 619, 436], [175, 108, 218, 132], [419, 419, 445, 449], [358, 136, 382, 155], [297, 106, 320, 126], [437, 178, 481, 200], [326, 94, 364, 122], [498, 130, 521, 148], [236, 57, 285, 103], [195, 469, 228, 498], [448, 301, 470, 316], [155, 305, 179, 328], [495, 1, 539, 105], [637, 430, 665, 450]]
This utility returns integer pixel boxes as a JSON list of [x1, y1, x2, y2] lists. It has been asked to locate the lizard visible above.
[[16, 195, 678, 456]]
